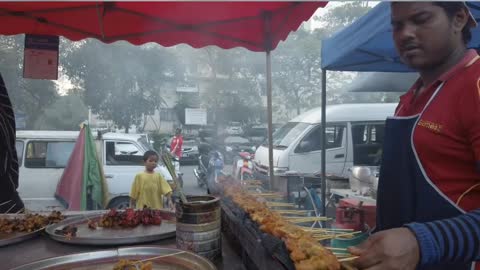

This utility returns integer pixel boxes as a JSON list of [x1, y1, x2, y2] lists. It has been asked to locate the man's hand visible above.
[[348, 228, 420, 270]]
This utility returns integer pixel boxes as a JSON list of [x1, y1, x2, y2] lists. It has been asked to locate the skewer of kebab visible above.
[[112, 251, 185, 270], [90, 207, 163, 230], [0, 200, 12, 207], [221, 180, 341, 270]]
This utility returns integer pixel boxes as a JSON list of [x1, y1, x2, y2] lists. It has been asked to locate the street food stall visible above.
[[0, 2, 361, 270]]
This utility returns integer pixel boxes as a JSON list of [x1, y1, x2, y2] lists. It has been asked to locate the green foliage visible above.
[[150, 130, 171, 152], [0, 35, 58, 128], [34, 92, 88, 130], [62, 39, 183, 132], [316, 2, 373, 36], [190, 46, 265, 125]]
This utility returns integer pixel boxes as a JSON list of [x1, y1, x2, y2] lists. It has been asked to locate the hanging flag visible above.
[[55, 123, 108, 210], [82, 124, 108, 210]]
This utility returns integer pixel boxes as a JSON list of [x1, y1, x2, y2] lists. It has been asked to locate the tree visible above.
[[272, 28, 326, 117], [318, 2, 376, 106], [34, 91, 88, 130], [0, 35, 58, 128], [316, 2, 373, 37], [62, 39, 184, 132], [176, 45, 265, 126]]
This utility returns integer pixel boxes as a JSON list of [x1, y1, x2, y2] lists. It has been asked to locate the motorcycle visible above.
[[232, 151, 255, 183], [193, 153, 209, 188], [193, 139, 226, 194], [206, 150, 224, 195]]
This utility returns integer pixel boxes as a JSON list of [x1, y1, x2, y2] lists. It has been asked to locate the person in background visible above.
[[350, 2, 480, 270], [170, 128, 183, 174], [0, 73, 25, 213], [170, 128, 183, 160], [130, 150, 173, 210]]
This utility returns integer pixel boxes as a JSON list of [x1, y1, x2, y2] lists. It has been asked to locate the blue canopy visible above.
[[321, 2, 480, 72]]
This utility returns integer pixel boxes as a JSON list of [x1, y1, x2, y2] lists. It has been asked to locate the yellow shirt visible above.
[[130, 172, 172, 209]]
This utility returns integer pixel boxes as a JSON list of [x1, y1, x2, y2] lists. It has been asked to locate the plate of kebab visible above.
[[0, 211, 65, 247], [45, 207, 176, 246], [9, 246, 216, 270]]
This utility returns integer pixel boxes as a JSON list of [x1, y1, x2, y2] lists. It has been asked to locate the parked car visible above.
[[16, 130, 173, 211], [245, 125, 267, 146], [226, 122, 244, 135], [253, 103, 397, 178], [179, 139, 199, 164], [165, 139, 199, 165]]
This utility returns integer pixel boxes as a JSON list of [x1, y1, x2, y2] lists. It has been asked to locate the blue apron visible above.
[[376, 83, 475, 270]]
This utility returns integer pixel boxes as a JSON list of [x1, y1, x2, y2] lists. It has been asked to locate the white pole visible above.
[[266, 51, 274, 190]]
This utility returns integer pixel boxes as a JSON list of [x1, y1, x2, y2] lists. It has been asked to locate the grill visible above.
[[221, 197, 295, 270]]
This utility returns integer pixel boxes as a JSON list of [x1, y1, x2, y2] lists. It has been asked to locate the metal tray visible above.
[[9, 246, 217, 270], [0, 214, 42, 247], [45, 212, 176, 246]]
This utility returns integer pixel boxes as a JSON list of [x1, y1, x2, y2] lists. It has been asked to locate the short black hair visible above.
[[433, 2, 472, 44], [143, 150, 159, 161]]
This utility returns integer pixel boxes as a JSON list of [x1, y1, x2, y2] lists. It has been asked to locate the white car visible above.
[[226, 122, 244, 135], [16, 131, 173, 211]]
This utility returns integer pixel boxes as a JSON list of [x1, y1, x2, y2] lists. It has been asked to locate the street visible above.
[[180, 164, 233, 196]]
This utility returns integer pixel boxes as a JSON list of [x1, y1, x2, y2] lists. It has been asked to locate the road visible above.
[[179, 164, 232, 196]]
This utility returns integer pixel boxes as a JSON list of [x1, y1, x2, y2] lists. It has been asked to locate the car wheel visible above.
[[107, 196, 131, 209]]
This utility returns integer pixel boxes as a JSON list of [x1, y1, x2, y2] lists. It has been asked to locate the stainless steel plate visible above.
[[0, 214, 42, 247], [9, 246, 217, 270], [45, 212, 176, 246]]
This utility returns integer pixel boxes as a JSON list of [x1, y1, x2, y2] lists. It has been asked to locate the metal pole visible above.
[[266, 51, 274, 190], [321, 69, 327, 216]]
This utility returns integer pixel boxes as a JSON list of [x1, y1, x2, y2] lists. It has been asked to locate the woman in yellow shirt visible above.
[[130, 151, 173, 210]]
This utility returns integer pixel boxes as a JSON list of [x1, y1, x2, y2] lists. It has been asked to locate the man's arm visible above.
[[405, 210, 480, 265]]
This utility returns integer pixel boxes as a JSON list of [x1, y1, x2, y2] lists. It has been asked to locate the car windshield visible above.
[[183, 140, 197, 147], [262, 122, 309, 149]]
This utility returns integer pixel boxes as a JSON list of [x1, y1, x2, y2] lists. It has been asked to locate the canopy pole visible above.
[[266, 50, 274, 190], [321, 69, 327, 216]]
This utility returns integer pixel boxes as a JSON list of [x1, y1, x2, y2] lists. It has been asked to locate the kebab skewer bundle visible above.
[[220, 178, 341, 270]]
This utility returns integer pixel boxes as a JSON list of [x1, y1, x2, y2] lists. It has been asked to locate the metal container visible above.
[[176, 195, 221, 261], [45, 211, 176, 246], [349, 166, 376, 195], [9, 246, 217, 270]]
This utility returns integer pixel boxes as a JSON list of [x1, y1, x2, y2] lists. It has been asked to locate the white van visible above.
[[253, 103, 397, 178], [15, 131, 172, 211]]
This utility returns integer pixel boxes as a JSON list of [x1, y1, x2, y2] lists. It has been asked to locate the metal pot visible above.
[[349, 166, 375, 195]]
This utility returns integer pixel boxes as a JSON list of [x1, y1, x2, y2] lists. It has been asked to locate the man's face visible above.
[[391, 2, 467, 70]]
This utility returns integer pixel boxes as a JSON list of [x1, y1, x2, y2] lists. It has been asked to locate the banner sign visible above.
[[23, 34, 59, 80]]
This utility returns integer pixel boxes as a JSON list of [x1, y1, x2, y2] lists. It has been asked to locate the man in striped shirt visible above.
[[350, 2, 479, 270], [0, 73, 24, 213]]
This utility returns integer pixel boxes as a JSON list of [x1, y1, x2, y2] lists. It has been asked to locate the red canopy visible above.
[[0, 1, 328, 194], [0, 2, 326, 51]]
